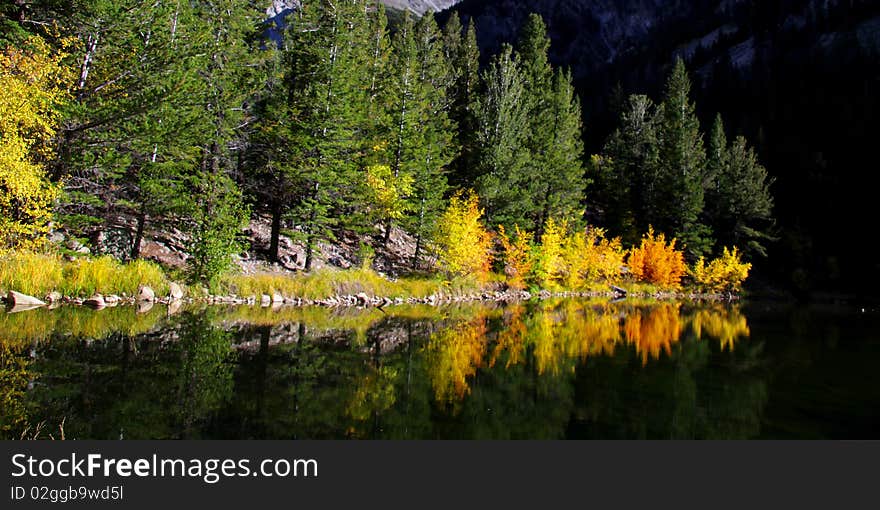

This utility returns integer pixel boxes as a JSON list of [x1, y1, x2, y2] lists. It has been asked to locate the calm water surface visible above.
[[1, 299, 877, 439]]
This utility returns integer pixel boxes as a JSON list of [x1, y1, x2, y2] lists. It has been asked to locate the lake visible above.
[[1, 298, 878, 439]]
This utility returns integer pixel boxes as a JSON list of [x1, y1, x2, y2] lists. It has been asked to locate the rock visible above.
[[104, 294, 120, 306], [355, 292, 370, 306], [610, 285, 628, 297], [137, 285, 155, 302], [272, 292, 284, 304], [167, 299, 183, 316], [7, 291, 46, 307], [44, 291, 62, 303], [168, 282, 184, 301], [84, 294, 106, 308], [7, 304, 44, 313], [66, 239, 91, 254], [260, 294, 271, 307], [136, 300, 154, 314]]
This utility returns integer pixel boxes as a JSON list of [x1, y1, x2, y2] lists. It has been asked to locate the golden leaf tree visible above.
[[0, 37, 68, 250], [433, 190, 493, 278]]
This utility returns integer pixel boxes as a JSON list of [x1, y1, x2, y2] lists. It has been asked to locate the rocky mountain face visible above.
[[381, 0, 462, 16], [266, 0, 461, 19], [441, 0, 879, 79]]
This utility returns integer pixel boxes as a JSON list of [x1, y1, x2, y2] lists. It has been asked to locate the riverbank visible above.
[[0, 251, 741, 312]]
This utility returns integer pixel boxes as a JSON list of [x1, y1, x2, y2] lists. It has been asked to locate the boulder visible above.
[[84, 294, 106, 308], [137, 285, 155, 302], [272, 292, 284, 304], [136, 300, 155, 314], [104, 294, 120, 306], [7, 291, 46, 307], [168, 282, 184, 301], [355, 292, 371, 306], [167, 299, 183, 316], [260, 294, 271, 307], [44, 291, 62, 303]]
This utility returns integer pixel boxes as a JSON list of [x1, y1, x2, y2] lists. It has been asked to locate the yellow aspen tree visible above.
[[498, 224, 534, 290], [0, 37, 69, 250], [433, 190, 493, 278], [534, 217, 567, 288]]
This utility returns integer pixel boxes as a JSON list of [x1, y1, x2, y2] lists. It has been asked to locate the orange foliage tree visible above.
[[627, 227, 687, 288]]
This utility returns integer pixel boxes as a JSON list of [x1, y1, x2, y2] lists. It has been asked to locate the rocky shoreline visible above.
[[3, 284, 739, 312]]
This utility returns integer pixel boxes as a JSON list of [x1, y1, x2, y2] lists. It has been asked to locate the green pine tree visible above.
[[445, 17, 480, 190], [280, 0, 371, 270], [706, 116, 775, 257], [595, 94, 661, 245], [655, 58, 712, 260], [473, 44, 530, 231]]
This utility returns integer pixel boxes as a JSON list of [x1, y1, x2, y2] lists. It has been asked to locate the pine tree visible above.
[[46, 0, 210, 256], [532, 68, 586, 233], [280, 0, 371, 270], [473, 44, 529, 231], [655, 58, 712, 260], [406, 13, 454, 266], [181, 0, 262, 283], [445, 17, 480, 189], [515, 13, 557, 234], [595, 94, 660, 245], [706, 117, 775, 257]]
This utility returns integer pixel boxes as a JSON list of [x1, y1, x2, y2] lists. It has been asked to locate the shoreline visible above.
[[3, 287, 740, 312]]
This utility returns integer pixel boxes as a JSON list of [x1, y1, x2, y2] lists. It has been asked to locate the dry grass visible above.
[[0, 251, 169, 298], [220, 267, 484, 300]]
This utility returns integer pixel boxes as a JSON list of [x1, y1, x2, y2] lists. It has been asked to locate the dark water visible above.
[[1, 299, 878, 439]]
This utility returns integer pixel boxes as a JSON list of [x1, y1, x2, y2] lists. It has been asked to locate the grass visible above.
[[219, 267, 486, 301], [0, 251, 170, 298]]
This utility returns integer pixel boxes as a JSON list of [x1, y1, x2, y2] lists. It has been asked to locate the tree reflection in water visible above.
[[2, 299, 771, 439]]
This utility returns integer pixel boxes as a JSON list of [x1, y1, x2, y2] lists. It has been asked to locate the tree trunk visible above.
[[383, 219, 392, 246], [269, 201, 282, 263], [412, 234, 422, 270], [131, 209, 146, 260], [304, 235, 314, 272]]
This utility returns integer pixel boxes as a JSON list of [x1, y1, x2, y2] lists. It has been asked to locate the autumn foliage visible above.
[[690, 246, 751, 292], [498, 225, 534, 290], [563, 226, 626, 287], [533, 217, 567, 287], [0, 37, 68, 250], [627, 227, 687, 287], [433, 190, 493, 278]]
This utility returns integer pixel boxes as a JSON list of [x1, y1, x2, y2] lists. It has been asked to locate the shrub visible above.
[[498, 225, 534, 290], [433, 190, 493, 278], [628, 227, 687, 288], [690, 246, 751, 292], [563, 226, 626, 287], [534, 217, 567, 288]]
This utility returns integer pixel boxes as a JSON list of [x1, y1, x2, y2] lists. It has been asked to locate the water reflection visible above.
[[0, 299, 778, 439]]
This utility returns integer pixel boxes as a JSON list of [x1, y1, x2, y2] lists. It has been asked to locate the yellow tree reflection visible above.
[[427, 316, 488, 403], [490, 305, 527, 369], [690, 306, 750, 351]]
